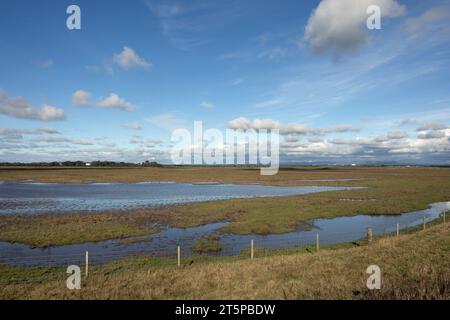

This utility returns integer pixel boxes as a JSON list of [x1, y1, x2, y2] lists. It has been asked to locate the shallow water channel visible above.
[[0, 180, 447, 267]]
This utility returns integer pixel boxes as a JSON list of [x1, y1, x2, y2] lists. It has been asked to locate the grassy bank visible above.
[[1, 166, 450, 246], [0, 213, 157, 247], [1, 222, 448, 299]]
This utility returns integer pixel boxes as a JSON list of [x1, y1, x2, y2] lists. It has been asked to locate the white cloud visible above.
[[72, 90, 91, 106], [374, 130, 408, 142], [72, 90, 134, 111], [387, 130, 408, 139], [227, 117, 360, 136], [304, 0, 405, 55], [0, 89, 65, 121], [96, 93, 134, 111], [35, 136, 69, 143], [145, 113, 187, 131], [33, 135, 93, 146], [0, 127, 60, 141], [417, 122, 448, 131], [121, 122, 142, 130], [417, 131, 446, 139], [35, 127, 60, 134], [228, 117, 252, 130], [129, 137, 162, 148], [279, 130, 450, 162], [113, 47, 152, 70], [200, 101, 214, 108], [0, 128, 24, 140], [398, 118, 419, 126], [71, 139, 93, 146]]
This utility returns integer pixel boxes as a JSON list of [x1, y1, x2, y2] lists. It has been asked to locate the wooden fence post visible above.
[[316, 233, 320, 252], [423, 217, 426, 230], [177, 246, 181, 267], [251, 240, 254, 260], [444, 212, 446, 224], [396, 223, 399, 237], [367, 228, 373, 243], [85, 251, 89, 277]]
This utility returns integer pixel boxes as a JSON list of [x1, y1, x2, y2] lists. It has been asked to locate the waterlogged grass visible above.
[[1, 223, 448, 299], [192, 235, 223, 254], [0, 213, 157, 247], [1, 166, 450, 245]]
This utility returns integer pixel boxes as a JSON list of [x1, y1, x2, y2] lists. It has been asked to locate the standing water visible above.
[[0, 181, 363, 215], [0, 197, 447, 266]]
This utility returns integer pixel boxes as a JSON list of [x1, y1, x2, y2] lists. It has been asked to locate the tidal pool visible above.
[[0, 181, 362, 215], [0, 201, 448, 267]]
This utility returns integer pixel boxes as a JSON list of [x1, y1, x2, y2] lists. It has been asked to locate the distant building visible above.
[[85, 162, 91, 166]]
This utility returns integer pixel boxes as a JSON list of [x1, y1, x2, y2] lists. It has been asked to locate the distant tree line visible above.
[[0, 161, 163, 167]]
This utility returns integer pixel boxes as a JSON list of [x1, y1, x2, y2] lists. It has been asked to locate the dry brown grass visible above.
[[2, 223, 448, 300], [0, 165, 442, 185]]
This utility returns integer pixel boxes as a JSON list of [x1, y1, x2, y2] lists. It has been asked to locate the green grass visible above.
[[192, 235, 223, 254], [0, 213, 157, 247]]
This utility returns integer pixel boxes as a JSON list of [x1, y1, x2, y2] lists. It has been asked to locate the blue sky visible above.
[[1, 0, 450, 164]]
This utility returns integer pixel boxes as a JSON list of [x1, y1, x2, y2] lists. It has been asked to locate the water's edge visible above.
[[0, 181, 364, 215], [0, 201, 448, 267]]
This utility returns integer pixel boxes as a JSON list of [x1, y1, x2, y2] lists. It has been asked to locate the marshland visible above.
[[0, 165, 449, 299]]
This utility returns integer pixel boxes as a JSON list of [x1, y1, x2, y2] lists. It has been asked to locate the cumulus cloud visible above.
[[374, 130, 408, 142], [72, 90, 91, 106], [96, 93, 134, 111], [304, 0, 406, 55], [416, 122, 448, 131], [387, 130, 408, 139], [121, 122, 142, 130], [0, 89, 65, 121], [227, 117, 360, 135], [228, 116, 253, 130], [415, 122, 449, 140], [72, 90, 134, 111], [113, 47, 152, 70], [226, 117, 447, 163], [279, 129, 450, 164], [417, 130, 446, 139]]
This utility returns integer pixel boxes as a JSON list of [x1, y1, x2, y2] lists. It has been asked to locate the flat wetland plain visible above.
[[0, 166, 449, 299]]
